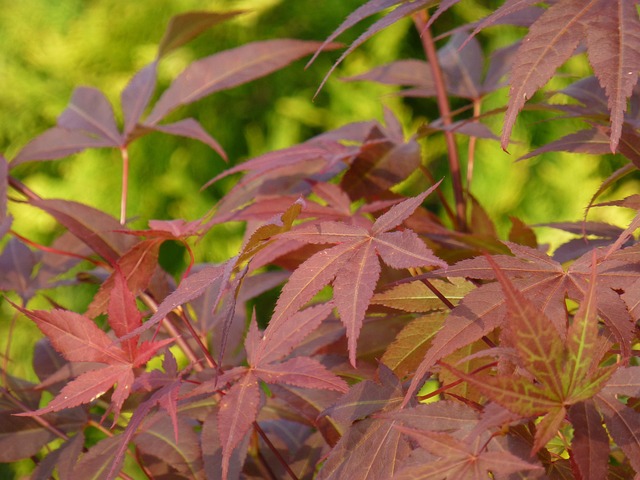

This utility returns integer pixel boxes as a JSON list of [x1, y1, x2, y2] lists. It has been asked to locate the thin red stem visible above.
[[413, 11, 466, 231], [120, 146, 130, 225]]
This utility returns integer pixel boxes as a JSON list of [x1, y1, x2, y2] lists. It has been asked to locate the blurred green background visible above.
[[1, 0, 638, 477], [2, 0, 635, 256]]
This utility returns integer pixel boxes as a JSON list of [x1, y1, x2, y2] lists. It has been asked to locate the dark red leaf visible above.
[[157, 10, 245, 58], [134, 413, 204, 478], [568, 400, 609, 480]]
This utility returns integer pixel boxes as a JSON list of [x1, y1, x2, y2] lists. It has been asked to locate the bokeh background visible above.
[[1, 1, 638, 476]]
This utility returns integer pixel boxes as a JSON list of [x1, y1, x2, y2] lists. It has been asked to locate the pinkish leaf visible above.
[[10, 303, 127, 365], [313, 0, 433, 97], [374, 230, 446, 269], [371, 182, 441, 235], [107, 270, 143, 361], [249, 302, 334, 366], [502, 0, 595, 151], [123, 261, 229, 340], [151, 118, 227, 161], [394, 427, 543, 479], [344, 59, 433, 91], [218, 373, 261, 480], [28, 198, 133, 264], [121, 62, 158, 137], [307, 0, 404, 68], [147, 39, 333, 124], [333, 239, 380, 366], [17, 364, 132, 416], [269, 241, 358, 332], [255, 357, 348, 392], [584, 0, 640, 152], [57, 87, 122, 145], [11, 127, 114, 166]]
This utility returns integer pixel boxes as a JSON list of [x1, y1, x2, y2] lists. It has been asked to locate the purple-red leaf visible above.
[[57, 87, 122, 145], [27, 198, 133, 264], [107, 270, 143, 361], [121, 62, 158, 137], [249, 302, 334, 366], [151, 118, 227, 160], [11, 303, 127, 365], [584, 0, 640, 152], [501, 0, 596, 151], [157, 10, 245, 58], [17, 364, 132, 416], [255, 356, 348, 392], [147, 39, 334, 124], [218, 373, 261, 480], [11, 127, 115, 166], [86, 238, 161, 318], [123, 261, 229, 340], [568, 400, 610, 480]]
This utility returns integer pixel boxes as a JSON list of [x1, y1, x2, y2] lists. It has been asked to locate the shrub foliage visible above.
[[2, 1, 640, 479]]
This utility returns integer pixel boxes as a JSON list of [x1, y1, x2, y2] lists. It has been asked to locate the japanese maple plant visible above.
[[2, 1, 640, 479]]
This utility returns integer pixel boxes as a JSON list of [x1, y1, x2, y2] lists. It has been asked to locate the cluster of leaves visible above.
[[2, 1, 640, 479]]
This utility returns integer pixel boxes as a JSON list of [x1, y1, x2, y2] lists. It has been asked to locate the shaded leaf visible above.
[[394, 427, 543, 479], [0, 238, 39, 301], [381, 313, 446, 379], [317, 418, 411, 480], [135, 413, 204, 479], [568, 400, 609, 480], [157, 10, 244, 58]]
